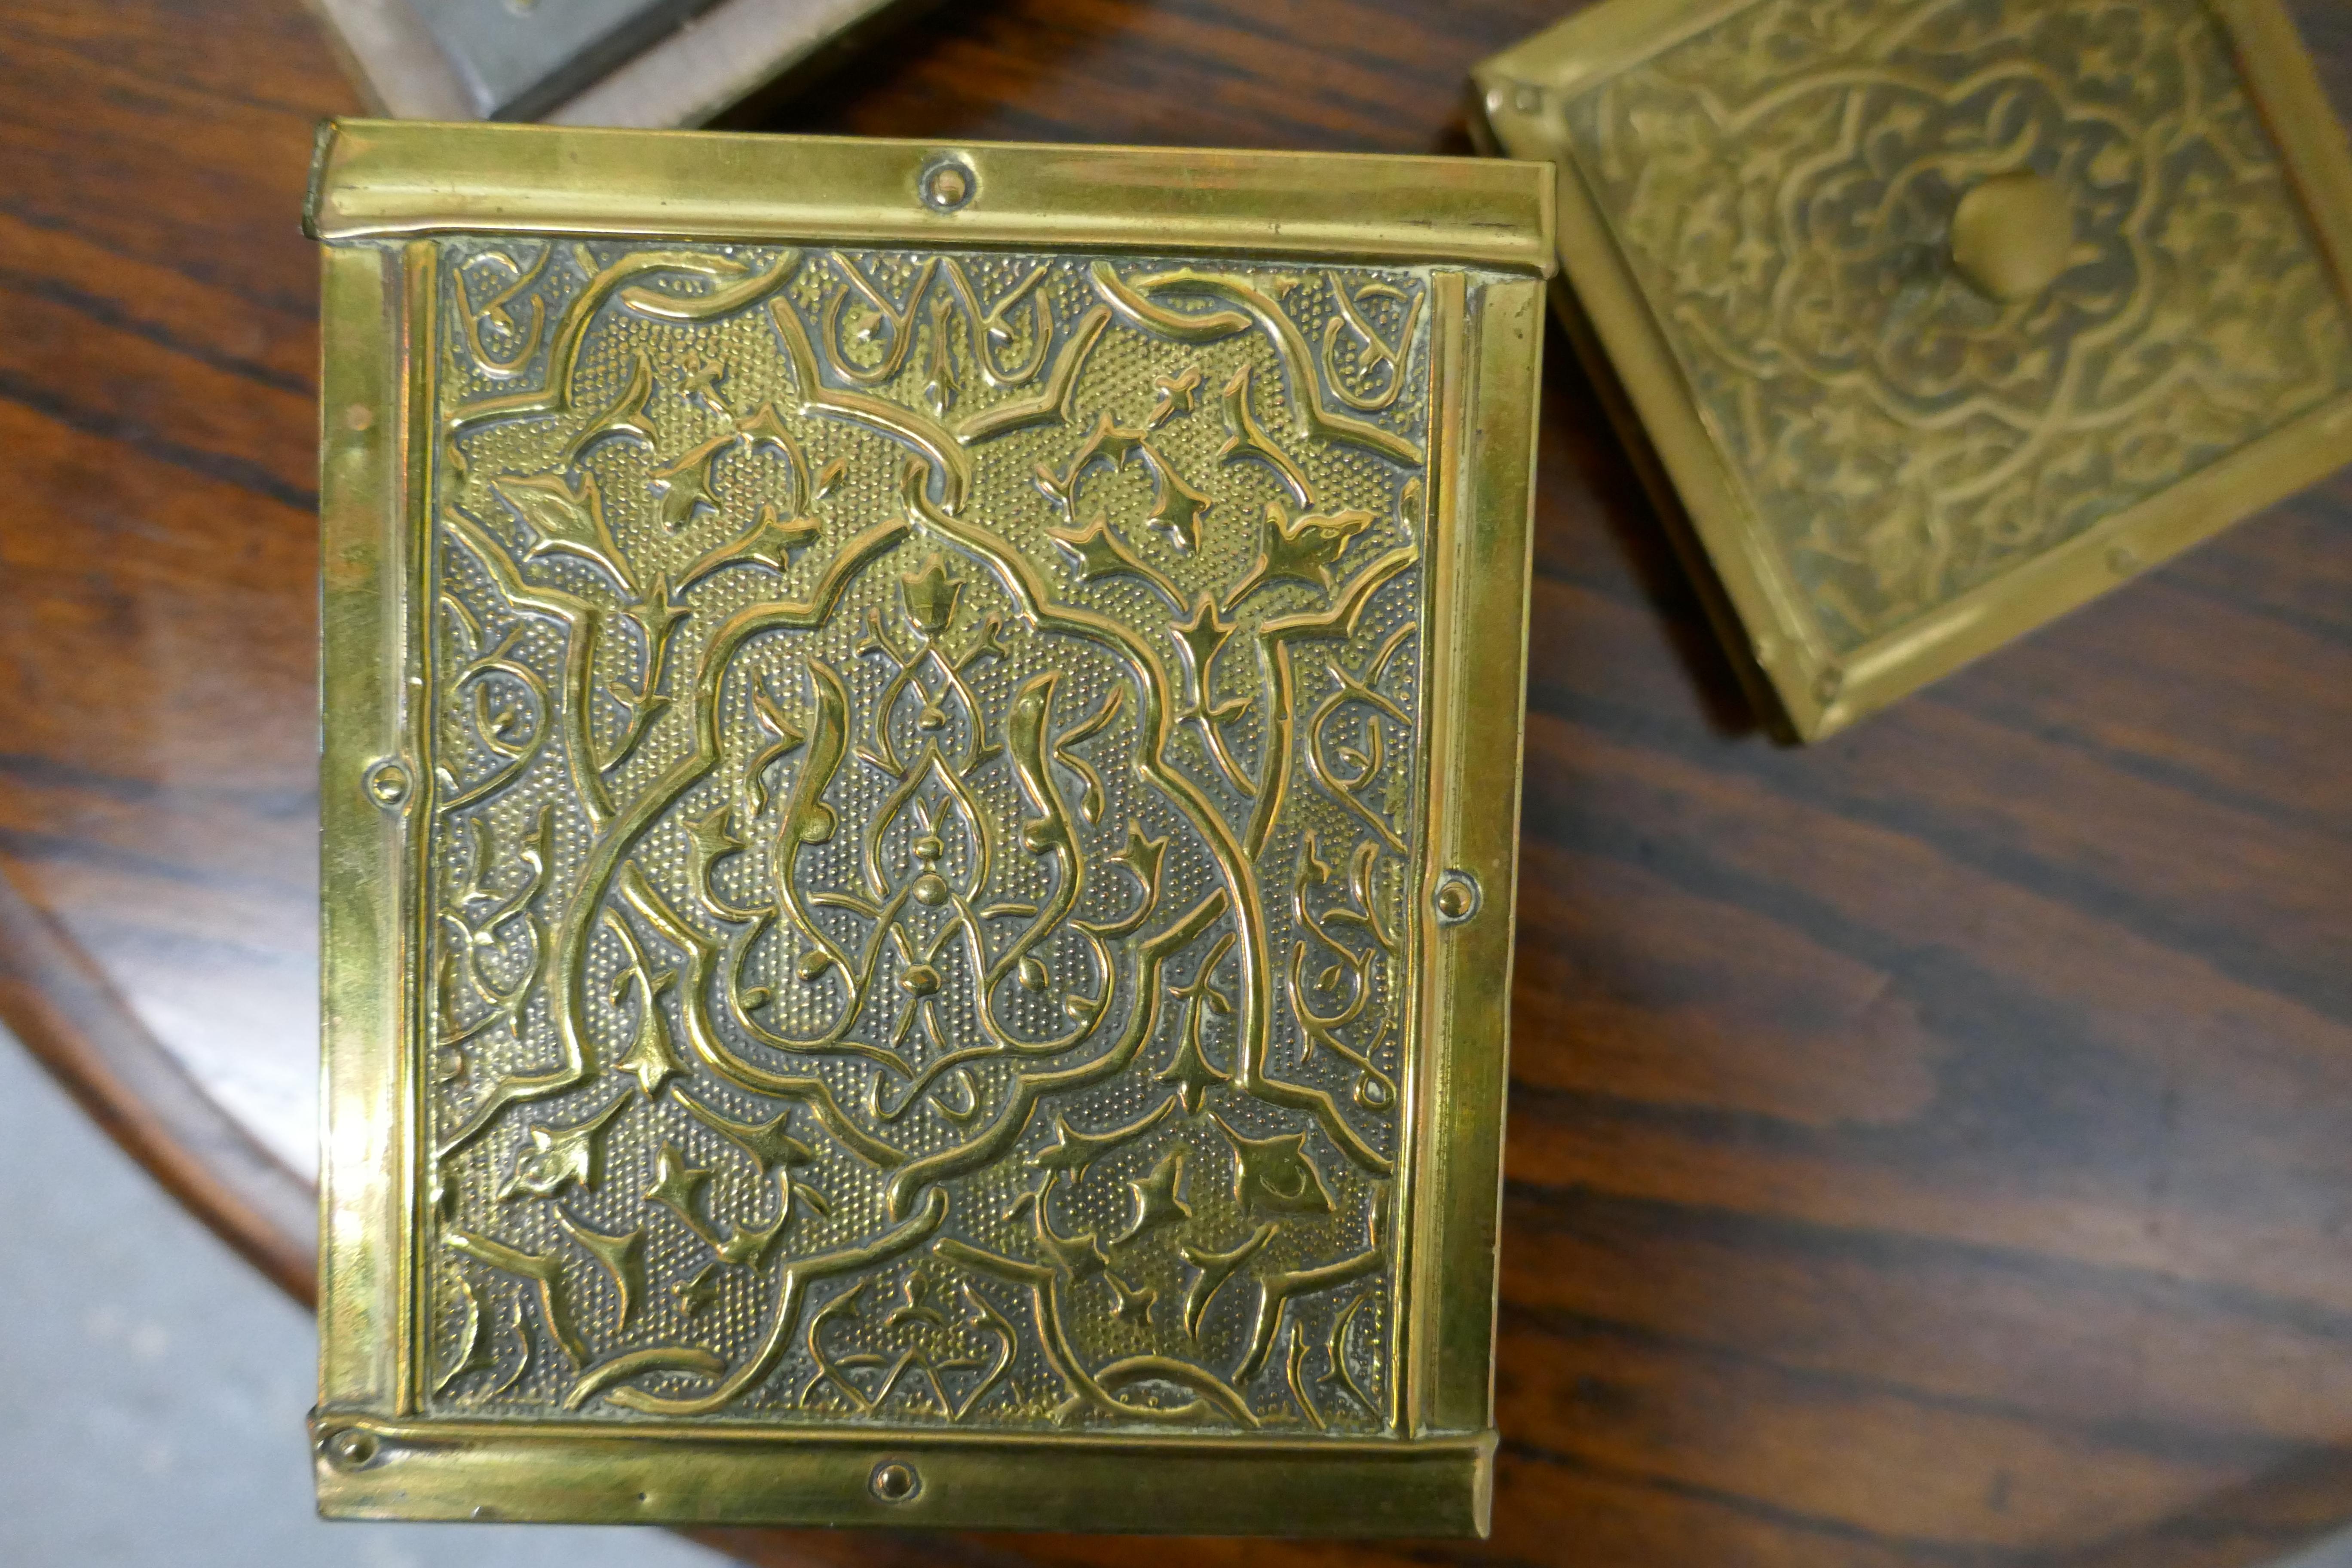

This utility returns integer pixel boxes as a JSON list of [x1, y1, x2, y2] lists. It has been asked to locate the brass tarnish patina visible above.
[[310, 122, 1550, 1534], [1475, 0, 2352, 739]]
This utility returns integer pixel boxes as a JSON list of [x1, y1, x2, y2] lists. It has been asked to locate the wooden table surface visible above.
[[4, 1, 2352, 1564]]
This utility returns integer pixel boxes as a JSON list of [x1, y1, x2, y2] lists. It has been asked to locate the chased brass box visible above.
[[1474, 0, 2352, 738], [309, 121, 1550, 1534]]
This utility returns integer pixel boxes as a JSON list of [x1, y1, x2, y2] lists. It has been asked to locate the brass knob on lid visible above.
[[1949, 171, 2072, 301]]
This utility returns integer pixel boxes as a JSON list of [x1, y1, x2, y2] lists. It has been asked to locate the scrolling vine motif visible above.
[[420, 238, 1437, 1431]]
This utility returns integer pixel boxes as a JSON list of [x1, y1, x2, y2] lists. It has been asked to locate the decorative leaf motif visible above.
[[649, 433, 730, 531], [1114, 1147, 1191, 1247], [1232, 500, 1374, 602], [1029, 1099, 1176, 1181], [899, 553, 962, 637], [676, 1092, 817, 1176], [490, 471, 639, 597], [1158, 1014, 1230, 1116], [499, 1097, 626, 1200], [678, 502, 822, 587], [556, 1213, 646, 1329], [1212, 1113, 1335, 1216], [612, 969, 684, 1096], [643, 1142, 711, 1225]]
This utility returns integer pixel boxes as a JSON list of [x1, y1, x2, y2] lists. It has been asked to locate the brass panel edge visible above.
[[1836, 388, 2352, 709], [1531, 131, 1836, 734], [311, 1417, 1497, 1533], [1405, 274, 1539, 1447], [305, 120, 1559, 275], [1395, 274, 1467, 1440], [397, 241, 440, 1414], [318, 244, 410, 1410]]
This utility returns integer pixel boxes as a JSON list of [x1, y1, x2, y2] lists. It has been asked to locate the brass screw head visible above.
[[870, 1460, 920, 1503], [920, 159, 975, 212], [1950, 171, 2073, 302], [325, 1428, 378, 1470], [1433, 871, 1480, 924], [363, 759, 410, 807]]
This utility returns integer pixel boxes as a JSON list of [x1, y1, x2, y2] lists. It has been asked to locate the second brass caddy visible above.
[[1476, 0, 2352, 739], [309, 122, 1550, 1534]]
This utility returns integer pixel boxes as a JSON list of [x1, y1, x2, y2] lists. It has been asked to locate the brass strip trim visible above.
[[313, 1416, 1498, 1534], [1397, 270, 1470, 1440], [396, 240, 438, 1416], [318, 244, 407, 1410], [305, 121, 1559, 275], [1408, 274, 1538, 1452], [1838, 387, 2352, 710]]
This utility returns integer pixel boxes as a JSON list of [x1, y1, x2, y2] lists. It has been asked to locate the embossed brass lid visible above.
[[1473, 0, 2352, 739], [309, 121, 1550, 1534]]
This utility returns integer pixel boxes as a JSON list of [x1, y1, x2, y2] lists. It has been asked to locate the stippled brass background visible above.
[[420, 239, 1442, 1431]]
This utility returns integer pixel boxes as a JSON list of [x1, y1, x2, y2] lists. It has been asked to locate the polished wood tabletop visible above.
[[4, 1, 2352, 1564]]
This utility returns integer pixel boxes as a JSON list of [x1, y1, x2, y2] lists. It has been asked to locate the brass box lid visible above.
[[310, 121, 1550, 1534], [1475, 0, 2352, 739]]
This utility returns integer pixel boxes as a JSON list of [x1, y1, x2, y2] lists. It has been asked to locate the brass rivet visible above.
[[364, 759, 411, 807], [343, 403, 375, 432], [1814, 666, 1845, 704], [325, 1429, 377, 1470], [2106, 544, 2140, 574], [1950, 171, 2072, 302], [870, 1460, 920, 1503], [920, 159, 975, 212], [1511, 84, 1544, 115], [1433, 871, 1480, 924]]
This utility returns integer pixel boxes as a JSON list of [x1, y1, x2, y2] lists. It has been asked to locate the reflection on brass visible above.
[[1475, 0, 2352, 738], [310, 122, 1550, 1534]]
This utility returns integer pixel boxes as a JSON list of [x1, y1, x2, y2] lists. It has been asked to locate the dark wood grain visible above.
[[2, 1, 2350, 1564]]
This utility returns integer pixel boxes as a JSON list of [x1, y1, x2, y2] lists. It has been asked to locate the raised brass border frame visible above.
[[1472, 0, 2352, 741], [312, 122, 1548, 1535], [306, 120, 1557, 271]]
